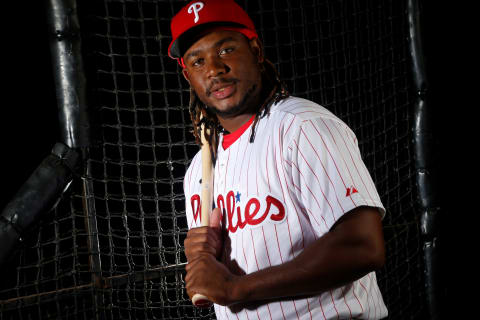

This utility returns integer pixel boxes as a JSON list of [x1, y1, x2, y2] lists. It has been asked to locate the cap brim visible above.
[[168, 22, 255, 59], [168, 39, 181, 59]]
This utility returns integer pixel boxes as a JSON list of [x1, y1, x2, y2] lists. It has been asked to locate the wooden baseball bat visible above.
[[191, 119, 214, 308]]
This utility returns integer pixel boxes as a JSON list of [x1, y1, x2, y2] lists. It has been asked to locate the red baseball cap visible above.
[[168, 0, 258, 64]]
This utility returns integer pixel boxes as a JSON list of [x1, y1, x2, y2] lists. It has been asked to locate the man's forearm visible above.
[[229, 207, 385, 304]]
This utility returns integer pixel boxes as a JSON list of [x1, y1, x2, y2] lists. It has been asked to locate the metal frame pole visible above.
[[45, 0, 102, 317], [408, 0, 442, 318]]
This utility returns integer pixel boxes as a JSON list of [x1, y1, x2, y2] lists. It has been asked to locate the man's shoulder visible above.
[[268, 96, 349, 131], [270, 96, 339, 121]]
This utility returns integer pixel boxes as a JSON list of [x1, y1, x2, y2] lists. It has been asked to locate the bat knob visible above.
[[192, 293, 213, 308]]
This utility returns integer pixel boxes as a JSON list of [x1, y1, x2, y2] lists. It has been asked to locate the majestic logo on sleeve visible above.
[[346, 185, 358, 197], [190, 190, 286, 233], [188, 2, 204, 23]]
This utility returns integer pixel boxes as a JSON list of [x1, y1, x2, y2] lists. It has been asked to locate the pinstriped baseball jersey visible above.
[[184, 96, 388, 319]]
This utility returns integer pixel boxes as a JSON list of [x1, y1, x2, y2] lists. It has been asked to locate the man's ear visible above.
[[249, 37, 264, 64], [182, 68, 190, 83]]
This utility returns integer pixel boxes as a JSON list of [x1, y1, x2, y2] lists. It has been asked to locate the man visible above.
[[169, 0, 388, 319]]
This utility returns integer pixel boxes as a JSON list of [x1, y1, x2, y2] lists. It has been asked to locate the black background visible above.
[[0, 1, 470, 318]]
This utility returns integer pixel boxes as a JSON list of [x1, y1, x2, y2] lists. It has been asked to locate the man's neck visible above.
[[216, 77, 274, 133], [218, 113, 255, 133]]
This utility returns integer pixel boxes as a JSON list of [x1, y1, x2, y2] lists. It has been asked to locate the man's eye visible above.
[[192, 58, 203, 66], [219, 47, 234, 55]]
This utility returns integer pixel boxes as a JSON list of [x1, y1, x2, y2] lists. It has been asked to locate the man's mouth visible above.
[[211, 84, 235, 99], [207, 79, 238, 99]]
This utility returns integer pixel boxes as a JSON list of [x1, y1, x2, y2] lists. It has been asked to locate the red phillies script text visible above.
[[190, 191, 286, 233]]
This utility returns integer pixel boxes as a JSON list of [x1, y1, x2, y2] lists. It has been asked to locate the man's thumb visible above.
[[209, 207, 222, 229]]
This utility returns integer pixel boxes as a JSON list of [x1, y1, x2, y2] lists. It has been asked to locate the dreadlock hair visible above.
[[188, 58, 289, 163]]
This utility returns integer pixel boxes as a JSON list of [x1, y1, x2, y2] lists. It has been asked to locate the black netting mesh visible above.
[[1, 0, 426, 319]]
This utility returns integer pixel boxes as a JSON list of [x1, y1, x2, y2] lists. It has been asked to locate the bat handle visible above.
[[192, 293, 213, 307]]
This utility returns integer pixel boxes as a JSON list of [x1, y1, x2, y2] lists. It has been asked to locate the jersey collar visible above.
[[221, 114, 256, 150]]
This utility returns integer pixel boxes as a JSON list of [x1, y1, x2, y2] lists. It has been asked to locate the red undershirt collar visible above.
[[222, 114, 256, 150]]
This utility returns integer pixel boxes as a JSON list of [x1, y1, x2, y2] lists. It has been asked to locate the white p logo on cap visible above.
[[188, 2, 204, 23]]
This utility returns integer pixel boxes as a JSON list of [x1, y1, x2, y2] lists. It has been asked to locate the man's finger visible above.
[[210, 207, 222, 229]]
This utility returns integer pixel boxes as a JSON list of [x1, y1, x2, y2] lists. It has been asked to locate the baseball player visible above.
[[169, 0, 388, 319]]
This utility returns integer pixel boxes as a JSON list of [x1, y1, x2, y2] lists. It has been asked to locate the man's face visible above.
[[182, 30, 264, 119]]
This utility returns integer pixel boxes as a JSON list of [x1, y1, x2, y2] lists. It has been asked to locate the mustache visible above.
[[206, 78, 239, 97]]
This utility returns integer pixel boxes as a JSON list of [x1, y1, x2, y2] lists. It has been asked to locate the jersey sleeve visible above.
[[285, 116, 385, 236], [184, 153, 202, 230]]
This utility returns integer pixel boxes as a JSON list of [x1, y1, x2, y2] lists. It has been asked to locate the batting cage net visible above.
[[1, 0, 427, 319]]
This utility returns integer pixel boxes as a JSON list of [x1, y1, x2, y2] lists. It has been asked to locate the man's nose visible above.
[[206, 57, 229, 78]]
